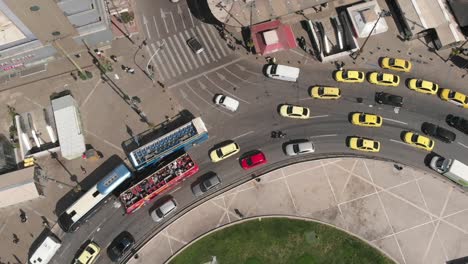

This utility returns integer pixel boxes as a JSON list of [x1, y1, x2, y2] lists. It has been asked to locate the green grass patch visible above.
[[170, 218, 395, 264]]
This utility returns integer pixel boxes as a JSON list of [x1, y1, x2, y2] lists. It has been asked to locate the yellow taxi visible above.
[[380, 57, 412, 72], [75, 242, 100, 264], [334, 70, 365, 83], [408, 79, 439, 95], [440, 89, 468, 108], [210, 142, 240, 162], [368, 72, 400, 87], [279, 104, 310, 119], [310, 86, 341, 99], [351, 112, 383, 127], [403, 131, 434, 151], [348, 137, 380, 152]]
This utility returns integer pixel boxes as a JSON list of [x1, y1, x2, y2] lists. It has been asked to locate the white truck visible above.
[[29, 235, 61, 264], [430, 156, 468, 187]]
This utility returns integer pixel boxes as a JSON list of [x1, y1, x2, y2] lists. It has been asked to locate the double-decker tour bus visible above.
[[128, 117, 208, 171], [58, 164, 133, 232], [120, 153, 198, 214]]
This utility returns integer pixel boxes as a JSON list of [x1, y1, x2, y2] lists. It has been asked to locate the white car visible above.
[[214, 94, 239, 112], [285, 141, 315, 156]]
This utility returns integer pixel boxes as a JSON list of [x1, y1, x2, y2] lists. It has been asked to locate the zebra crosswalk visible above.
[[146, 23, 234, 82]]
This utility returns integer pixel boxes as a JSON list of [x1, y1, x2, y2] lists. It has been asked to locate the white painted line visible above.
[[383, 118, 408, 125], [160, 9, 169, 33], [187, 7, 195, 27], [235, 63, 264, 76], [177, 4, 186, 30], [457, 142, 468, 149], [200, 23, 222, 59], [81, 79, 101, 107], [167, 35, 187, 73], [169, 186, 182, 194], [169, 11, 177, 32], [150, 43, 169, 80], [222, 68, 262, 86], [152, 15, 160, 39], [309, 114, 329, 119], [168, 57, 242, 90], [389, 139, 406, 145], [186, 84, 233, 117], [142, 15, 151, 40], [310, 134, 337, 138], [163, 39, 183, 75], [204, 23, 226, 58], [179, 89, 200, 110], [204, 75, 250, 104], [178, 32, 199, 68], [193, 27, 212, 64], [158, 42, 178, 77], [184, 30, 205, 66], [232, 131, 254, 140], [197, 80, 215, 96], [173, 32, 193, 70]]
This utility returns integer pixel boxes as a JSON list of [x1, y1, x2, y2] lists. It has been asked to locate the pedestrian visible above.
[[110, 55, 118, 62], [19, 209, 28, 223], [80, 166, 87, 174], [128, 68, 135, 74], [13, 234, 19, 244]]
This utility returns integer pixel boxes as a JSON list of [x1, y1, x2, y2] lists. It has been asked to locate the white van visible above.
[[30, 235, 62, 264], [265, 64, 300, 82], [214, 94, 239, 112]]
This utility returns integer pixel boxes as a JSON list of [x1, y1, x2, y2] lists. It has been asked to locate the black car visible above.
[[107, 231, 134, 262], [375, 92, 403, 107], [421, 122, 456, 143], [446, 114, 468, 135]]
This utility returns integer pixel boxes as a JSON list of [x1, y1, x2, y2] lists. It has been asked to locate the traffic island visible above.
[[168, 217, 395, 264]]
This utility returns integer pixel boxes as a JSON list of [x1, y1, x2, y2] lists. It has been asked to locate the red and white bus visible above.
[[119, 153, 198, 214]]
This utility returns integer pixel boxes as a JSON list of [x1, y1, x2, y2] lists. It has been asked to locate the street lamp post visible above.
[[146, 41, 165, 81], [352, 9, 392, 60]]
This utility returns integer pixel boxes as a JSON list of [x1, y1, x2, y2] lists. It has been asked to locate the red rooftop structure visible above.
[[250, 20, 297, 55]]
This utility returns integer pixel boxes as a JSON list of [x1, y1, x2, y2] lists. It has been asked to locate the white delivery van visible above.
[[430, 156, 468, 187], [30, 235, 62, 264], [265, 64, 300, 82], [214, 94, 239, 112]]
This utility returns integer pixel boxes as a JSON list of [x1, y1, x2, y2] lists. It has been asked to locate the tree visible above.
[[120, 11, 134, 24]]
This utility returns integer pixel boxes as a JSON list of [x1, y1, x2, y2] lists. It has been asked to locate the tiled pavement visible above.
[[129, 158, 468, 264]]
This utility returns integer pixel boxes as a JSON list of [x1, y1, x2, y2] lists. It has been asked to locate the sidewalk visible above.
[[0, 36, 178, 264], [129, 158, 468, 264]]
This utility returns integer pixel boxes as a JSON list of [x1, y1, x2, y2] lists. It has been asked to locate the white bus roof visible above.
[[65, 185, 104, 222], [51, 95, 86, 160], [29, 235, 61, 264]]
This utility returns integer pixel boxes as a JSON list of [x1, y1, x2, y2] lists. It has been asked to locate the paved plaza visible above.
[[130, 158, 468, 264]]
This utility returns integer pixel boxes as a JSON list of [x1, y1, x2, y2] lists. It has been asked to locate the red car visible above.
[[241, 151, 267, 170]]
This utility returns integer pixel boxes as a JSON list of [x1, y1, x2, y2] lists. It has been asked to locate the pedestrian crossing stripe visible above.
[[146, 23, 233, 81]]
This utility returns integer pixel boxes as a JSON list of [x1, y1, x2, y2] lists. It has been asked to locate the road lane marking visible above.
[[186, 84, 233, 117], [169, 186, 182, 194], [168, 57, 242, 90], [204, 75, 250, 104], [187, 6, 195, 27], [310, 134, 337, 138], [179, 89, 200, 110], [389, 139, 406, 145], [184, 30, 205, 66], [179, 32, 199, 68], [233, 131, 254, 140], [193, 27, 211, 64], [163, 39, 183, 75], [309, 114, 329, 119], [201, 23, 222, 59], [457, 142, 468, 149], [383, 118, 408, 125], [142, 15, 151, 39], [167, 35, 187, 73], [174, 32, 193, 70], [152, 15, 160, 39]]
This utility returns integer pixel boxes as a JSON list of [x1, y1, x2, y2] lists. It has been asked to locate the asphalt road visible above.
[[51, 1, 468, 264], [52, 56, 468, 264]]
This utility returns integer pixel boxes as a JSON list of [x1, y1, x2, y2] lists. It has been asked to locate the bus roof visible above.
[[97, 164, 132, 194]]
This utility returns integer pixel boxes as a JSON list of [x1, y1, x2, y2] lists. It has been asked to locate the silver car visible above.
[[150, 199, 177, 222], [285, 141, 315, 156], [192, 174, 221, 196]]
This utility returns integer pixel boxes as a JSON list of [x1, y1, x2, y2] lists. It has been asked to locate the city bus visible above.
[[128, 117, 208, 171], [58, 164, 133, 232]]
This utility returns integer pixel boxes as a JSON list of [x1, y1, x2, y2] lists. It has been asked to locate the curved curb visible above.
[[124, 154, 463, 264], [164, 215, 399, 264]]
